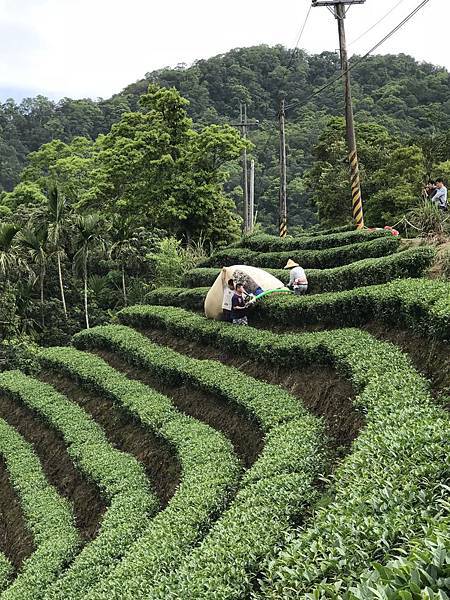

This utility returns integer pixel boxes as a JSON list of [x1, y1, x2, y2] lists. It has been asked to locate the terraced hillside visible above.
[[0, 228, 448, 599]]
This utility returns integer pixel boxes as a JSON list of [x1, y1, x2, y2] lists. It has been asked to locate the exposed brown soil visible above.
[[139, 329, 361, 453], [92, 350, 264, 469], [0, 392, 105, 546], [363, 323, 450, 405], [39, 371, 181, 508], [260, 320, 449, 404], [0, 456, 34, 571]]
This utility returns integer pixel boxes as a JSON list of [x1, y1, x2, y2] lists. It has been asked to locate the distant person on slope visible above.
[[433, 178, 448, 211], [284, 259, 308, 295], [231, 283, 249, 325], [423, 180, 437, 201], [222, 278, 235, 322]]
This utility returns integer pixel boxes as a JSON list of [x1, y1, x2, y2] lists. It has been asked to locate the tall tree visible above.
[[94, 85, 246, 244], [73, 214, 106, 329], [17, 224, 50, 327], [47, 185, 69, 319], [0, 224, 19, 282]]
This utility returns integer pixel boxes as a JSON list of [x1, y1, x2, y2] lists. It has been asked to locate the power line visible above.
[[285, 0, 434, 111], [287, 4, 313, 69], [348, 0, 408, 47]]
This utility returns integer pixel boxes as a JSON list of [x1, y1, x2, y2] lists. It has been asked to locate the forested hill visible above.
[[1, 45, 450, 229]]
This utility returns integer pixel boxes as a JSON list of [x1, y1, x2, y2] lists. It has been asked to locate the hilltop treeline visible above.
[[1, 46, 450, 229]]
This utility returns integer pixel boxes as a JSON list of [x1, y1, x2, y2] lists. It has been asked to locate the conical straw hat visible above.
[[284, 259, 299, 269]]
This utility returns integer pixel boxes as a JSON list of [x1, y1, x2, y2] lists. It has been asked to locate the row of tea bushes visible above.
[[234, 229, 390, 252], [38, 346, 240, 600], [253, 278, 450, 341], [71, 325, 327, 599], [0, 413, 79, 600], [0, 370, 158, 600], [199, 236, 400, 269], [183, 247, 435, 293], [117, 306, 450, 599]]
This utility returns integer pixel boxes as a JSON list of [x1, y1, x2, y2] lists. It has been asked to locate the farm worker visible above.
[[284, 259, 308, 295], [433, 178, 448, 211], [222, 278, 235, 322], [231, 283, 249, 325]]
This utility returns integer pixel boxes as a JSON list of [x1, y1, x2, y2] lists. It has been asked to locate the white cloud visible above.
[[0, 0, 448, 101]]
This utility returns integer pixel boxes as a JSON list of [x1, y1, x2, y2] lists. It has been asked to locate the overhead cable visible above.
[[285, 0, 433, 111], [348, 0, 408, 47]]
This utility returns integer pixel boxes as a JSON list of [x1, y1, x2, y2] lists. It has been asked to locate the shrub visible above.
[[235, 229, 390, 252], [252, 278, 450, 341], [199, 236, 400, 269], [0, 370, 157, 600], [0, 415, 79, 600], [350, 514, 450, 599], [72, 325, 326, 599], [38, 344, 240, 600], [183, 247, 435, 293], [117, 307, 450, 598]]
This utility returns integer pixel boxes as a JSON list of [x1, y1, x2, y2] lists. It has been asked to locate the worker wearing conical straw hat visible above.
[[284, 259, 308, 295]]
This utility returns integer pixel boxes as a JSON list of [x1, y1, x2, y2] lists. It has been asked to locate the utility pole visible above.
[[312, 0, 365, 229], [249, 159, 255, 232], [278, 97, 288, 238], [233, 104, 259, 234], [240, 103, 249, 233]]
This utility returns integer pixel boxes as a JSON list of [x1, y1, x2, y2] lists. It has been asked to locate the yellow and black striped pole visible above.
[[335, 2, 365, 230], [349, 150, 364, 229], [312, 1, 366, 228]]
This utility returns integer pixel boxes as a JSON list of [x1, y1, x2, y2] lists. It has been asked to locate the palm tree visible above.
[[0, 224, 20, 282], [73, 214, 106, 329], [18, 224, 50, 328], [110, 235, 140, 307], [47, 185, 68, 319]]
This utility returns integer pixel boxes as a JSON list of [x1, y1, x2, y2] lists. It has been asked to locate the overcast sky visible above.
[[0, 0, 448, 102]]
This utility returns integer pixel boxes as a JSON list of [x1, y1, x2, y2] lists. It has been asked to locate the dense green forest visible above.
[[1, 45, 449, 356], [1, 45, 450, 230]]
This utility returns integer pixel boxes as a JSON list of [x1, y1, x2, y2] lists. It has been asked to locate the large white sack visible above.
[[204, 265, 285, 320]]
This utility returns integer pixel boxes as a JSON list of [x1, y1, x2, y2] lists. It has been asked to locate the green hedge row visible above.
[[118, 306, 450, 598], [72, 325, 326, 599], [146, 286, 206, 311], [253, 278, 450, 341], [0, 556, 11, 595], [0, 369, 157, 600], [199, 236, 400, 269], [184, 247, 435, 293], [0, 413, 79, 600], [233, 225, 355, 249], [38, 345, 240, 600], [73, 326, 307, 433], [152, 418, 325, 599], [350, 514, 450, 599], [234, 229, 390, 252]]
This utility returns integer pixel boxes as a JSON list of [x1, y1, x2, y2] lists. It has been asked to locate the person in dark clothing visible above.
[[423, 180, 437, 201], [231, 283, 249, 325], [222, 278, 235, 322]]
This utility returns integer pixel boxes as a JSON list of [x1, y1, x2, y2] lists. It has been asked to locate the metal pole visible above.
[[279, 97, 288, 237], [249, 159, 255, 232], [334, 3, 364, 229], [241, 103, 250, 233]]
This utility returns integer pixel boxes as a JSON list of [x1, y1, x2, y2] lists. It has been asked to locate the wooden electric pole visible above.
[[249, 159, 255, 232], [312, 0, 365, 229], [278, 97, 288, 237], [233, 104, 259, 234], [240, 103, 250, 232]]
